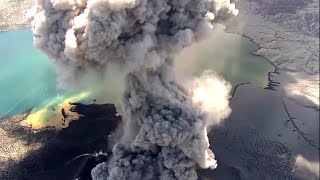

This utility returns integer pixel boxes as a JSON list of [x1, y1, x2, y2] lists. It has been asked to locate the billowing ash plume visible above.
[[28, 0, 238, 179]]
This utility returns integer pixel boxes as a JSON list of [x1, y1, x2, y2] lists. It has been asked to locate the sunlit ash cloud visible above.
[[190, 70, 232, 126], [27, 0, 238, 179]]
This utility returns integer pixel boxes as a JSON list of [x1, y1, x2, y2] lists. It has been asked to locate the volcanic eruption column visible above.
[[28, 0, 238, 179]]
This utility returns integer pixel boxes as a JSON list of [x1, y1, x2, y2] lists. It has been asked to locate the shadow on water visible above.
[[231, 84, 319, 159]]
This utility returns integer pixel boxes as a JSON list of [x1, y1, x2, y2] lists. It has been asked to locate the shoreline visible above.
[[0, 23, 31, 33], [227, 24, 320, 109], [0, 26, 275, 121], [0, 103, 120, 179], [224, 28, 278, 70], [224, 0, 320, 111], [0, 24, 30, 33], [222, 26, 278, 96]]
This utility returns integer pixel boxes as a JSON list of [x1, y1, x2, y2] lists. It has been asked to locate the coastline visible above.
[[0, 25, 275, 121], [224, 28, 282, 92], [224, 0, 319, 110], [0, 103, 120, 180], [221, 1, 319, 178], [224, 27, 278, 70], [223, 26, 278, 93], [0, 25, 30, 32]]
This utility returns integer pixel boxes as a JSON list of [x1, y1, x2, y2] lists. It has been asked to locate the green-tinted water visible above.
[[175, 24, 274, 87], [0, 27, 274, 119]]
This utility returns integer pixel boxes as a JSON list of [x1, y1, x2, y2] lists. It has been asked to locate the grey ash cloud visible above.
[[27, 0, 238, 179]]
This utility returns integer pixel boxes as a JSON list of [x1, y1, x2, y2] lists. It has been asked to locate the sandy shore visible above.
[[0, 0, 33, 32]]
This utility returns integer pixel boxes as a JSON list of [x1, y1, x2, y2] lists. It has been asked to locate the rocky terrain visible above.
[[227, 0, 319, 109], [0, 0, 33, 31], [225, 0, 319, 179]]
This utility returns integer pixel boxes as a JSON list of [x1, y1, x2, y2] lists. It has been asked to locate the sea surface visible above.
[[0, 26, 273, 121], [0, 29, 64, 118]]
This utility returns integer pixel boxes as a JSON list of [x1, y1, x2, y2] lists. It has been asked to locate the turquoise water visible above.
[[0, 27, 274, 119], [0, 29, 66, 118]]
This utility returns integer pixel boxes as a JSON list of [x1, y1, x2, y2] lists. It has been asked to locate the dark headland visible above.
[[0, 103, 120, 180]]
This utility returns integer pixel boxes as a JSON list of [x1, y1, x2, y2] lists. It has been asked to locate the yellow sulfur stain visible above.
[[21, 92, 90, 130]]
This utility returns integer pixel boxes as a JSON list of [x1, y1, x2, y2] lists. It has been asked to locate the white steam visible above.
[[27, 0, 238, 179], [294, 155, 319, 180], [190, 71, 232, 126]]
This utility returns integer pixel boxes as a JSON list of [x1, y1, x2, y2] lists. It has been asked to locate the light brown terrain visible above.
[[0, 0, 33, 31]]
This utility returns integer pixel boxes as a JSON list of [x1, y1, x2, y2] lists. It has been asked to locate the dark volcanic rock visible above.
[[70, 103, 117, 118], [0, 103, 120, 180]]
